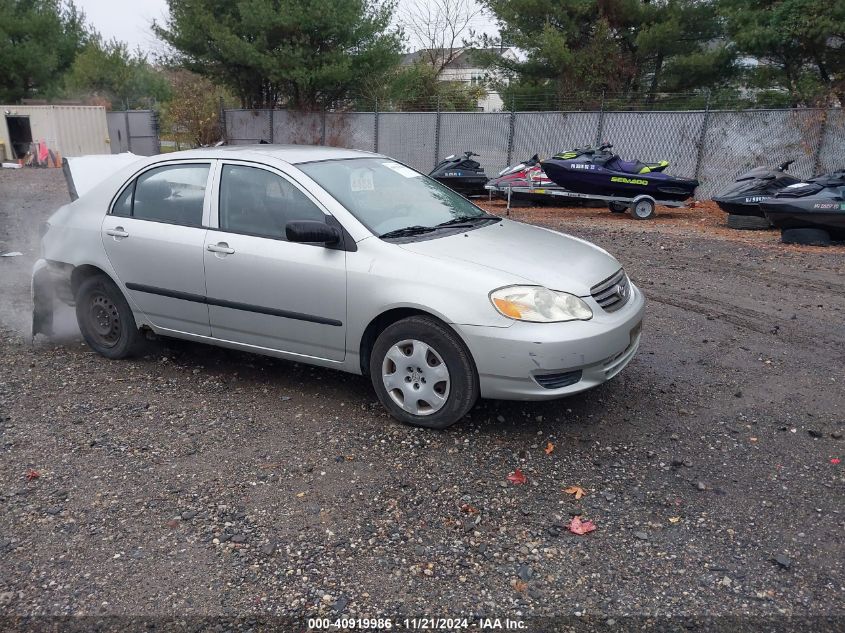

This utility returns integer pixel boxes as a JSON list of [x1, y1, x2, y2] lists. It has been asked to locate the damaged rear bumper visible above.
[[31, 258, 73, 339]]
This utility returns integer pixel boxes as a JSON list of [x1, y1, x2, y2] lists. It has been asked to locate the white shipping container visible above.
[[0, 105, 111, 161]]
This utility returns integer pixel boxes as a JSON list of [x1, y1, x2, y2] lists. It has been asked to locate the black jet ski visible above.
[[713, 160, 801, 229], [760, 170, 845, 245], [429, 151, 488, 196], [542, 145, 695, 201]]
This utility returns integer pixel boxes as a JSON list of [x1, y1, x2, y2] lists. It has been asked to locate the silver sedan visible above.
[[32, 146, 645, 428]]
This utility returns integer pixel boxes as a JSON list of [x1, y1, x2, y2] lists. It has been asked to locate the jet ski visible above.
[[542, 145, 696, 201], [760, 170, 845, 244], [713, 160, 801, 224], [485, 154, 558, 201], [552, 143, 628, 164], [429, 151, 488, 196]]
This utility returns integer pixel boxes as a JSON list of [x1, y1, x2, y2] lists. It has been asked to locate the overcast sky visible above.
[[73, 0, 500, 56]]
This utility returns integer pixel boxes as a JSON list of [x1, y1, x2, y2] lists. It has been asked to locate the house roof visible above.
[[401, 47, 514, 70]]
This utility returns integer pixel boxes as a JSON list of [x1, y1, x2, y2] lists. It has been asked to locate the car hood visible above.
[[398, 219, 621, 296]]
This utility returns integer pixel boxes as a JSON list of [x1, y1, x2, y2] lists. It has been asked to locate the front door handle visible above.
[[106, 227, 129, 239], [207, 242, 235, 255]]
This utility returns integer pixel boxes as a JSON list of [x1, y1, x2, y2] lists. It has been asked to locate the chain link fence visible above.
[[222, 105, 844, 200]]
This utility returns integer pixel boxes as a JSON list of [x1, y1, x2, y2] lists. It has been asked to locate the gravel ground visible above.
[[0, 169, 843, 630]]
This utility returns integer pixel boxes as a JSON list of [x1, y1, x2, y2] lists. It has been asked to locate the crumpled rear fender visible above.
[[31, 259, 73, 340]]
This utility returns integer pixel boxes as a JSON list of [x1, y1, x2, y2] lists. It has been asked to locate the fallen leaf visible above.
[[669, 516, 681, 524], [564, 485, 586, 500], [568, 515, 596, 535], [507, 468, 527, 485], [25, 469, 40, 481], [460, 503, 479, 515], [296, 492, 306, 498], [832, 458, 841, 465], [513, 579, 528, 592], [544, 442, 555, 455]]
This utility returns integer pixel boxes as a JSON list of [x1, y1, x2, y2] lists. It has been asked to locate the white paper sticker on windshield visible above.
[[382, 161, 420, 178], [784, 182, 805, 189], [350, 168, 374, 191]]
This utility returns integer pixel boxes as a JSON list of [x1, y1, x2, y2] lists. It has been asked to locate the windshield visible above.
[[298, 158, 488, 237]]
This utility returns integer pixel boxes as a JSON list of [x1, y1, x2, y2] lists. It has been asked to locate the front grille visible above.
[[590, 269, 631, 313], [534, 370, 582, 390]]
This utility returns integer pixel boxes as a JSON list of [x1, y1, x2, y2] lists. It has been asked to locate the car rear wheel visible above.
[[781, 227, 831, 246], [370, 316, 478, 429], [75, 274, 143, 359]]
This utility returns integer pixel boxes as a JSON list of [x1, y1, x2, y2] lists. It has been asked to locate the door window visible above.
[[113, 164, 209, 227], [219, 164, 325, 239]]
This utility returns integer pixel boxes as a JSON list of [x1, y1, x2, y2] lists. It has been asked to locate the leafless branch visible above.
[[401, 0, 484, 72]]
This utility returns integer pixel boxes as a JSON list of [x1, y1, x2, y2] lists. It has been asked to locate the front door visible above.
[[101, 162, 212, 335], [203, 163, 347, 361]]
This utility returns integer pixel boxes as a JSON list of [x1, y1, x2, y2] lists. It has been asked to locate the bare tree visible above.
[[401, 0, 484, 72]]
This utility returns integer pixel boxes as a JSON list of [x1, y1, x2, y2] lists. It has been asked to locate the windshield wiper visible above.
[[379, 225, 438, 239], [435, 215, 500, 228], [380, 216, 500, 239]]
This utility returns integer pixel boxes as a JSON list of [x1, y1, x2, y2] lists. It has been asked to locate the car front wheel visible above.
[[75, 274, 143, 359], [370, 316, 479, 429]]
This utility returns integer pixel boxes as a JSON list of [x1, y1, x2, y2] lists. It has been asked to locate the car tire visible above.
[[370, 316, 479, 429], [75, 274, 143, 359], [727, 214, 771, 230], [631, 198, 656, 220], [781, 227, 831, 246], [609, 201, 628, 213]]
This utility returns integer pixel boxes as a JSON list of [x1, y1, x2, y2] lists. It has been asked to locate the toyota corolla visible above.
[[32, 146, 644, 428]]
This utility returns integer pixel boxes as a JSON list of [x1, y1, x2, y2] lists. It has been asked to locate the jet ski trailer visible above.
[[500, 185, 688, 219]]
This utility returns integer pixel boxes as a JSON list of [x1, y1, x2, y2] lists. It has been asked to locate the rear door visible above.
[[203, 161, 347, 361], [101, 161, 213, 335]]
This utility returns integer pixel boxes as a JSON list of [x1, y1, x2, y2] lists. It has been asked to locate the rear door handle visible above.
[[207, 242, 235, 255], [106, 227, 129, 239]]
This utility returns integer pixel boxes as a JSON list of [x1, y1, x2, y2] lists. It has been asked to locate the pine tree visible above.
[[0, 0, 90, 103], [154, 0, 403, 109], [721, 0, 844, 106]]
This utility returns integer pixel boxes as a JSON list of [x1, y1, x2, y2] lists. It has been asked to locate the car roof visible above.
[[156, 144, 385, 165]]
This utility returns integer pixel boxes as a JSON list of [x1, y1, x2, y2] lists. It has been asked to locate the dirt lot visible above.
[[1, 169, 843, 629]]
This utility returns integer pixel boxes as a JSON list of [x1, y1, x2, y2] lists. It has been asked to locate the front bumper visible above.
[[456, 283, 645, 400]]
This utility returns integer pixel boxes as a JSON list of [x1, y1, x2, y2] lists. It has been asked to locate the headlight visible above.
[[490, 286, 593, 322]]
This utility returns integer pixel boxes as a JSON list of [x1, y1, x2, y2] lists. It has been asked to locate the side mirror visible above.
[[285, 220, 340, 245]]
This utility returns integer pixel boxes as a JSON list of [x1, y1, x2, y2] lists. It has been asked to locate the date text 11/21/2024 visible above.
[[306, 617, 527, 630]]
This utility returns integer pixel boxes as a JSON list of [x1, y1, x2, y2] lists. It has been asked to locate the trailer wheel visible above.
[[727, 214, 771, 230], [609, 201, 628, 213], [631, 198, 656, 220], [781, 228, 831, 246]]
